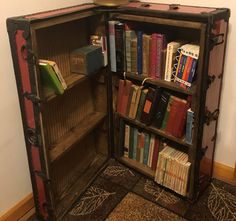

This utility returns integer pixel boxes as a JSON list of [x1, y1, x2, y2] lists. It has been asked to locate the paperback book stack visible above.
[[155, 145, 191, 196]]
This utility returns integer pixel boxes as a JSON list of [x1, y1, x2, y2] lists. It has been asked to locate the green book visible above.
[[128, 127, 134, 159], [136, 89, 148, 120], [39, 62, 64, 95], [161, 96, 173, 130]]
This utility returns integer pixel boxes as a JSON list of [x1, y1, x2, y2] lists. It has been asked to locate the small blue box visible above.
[[70, 45, 103, 75]]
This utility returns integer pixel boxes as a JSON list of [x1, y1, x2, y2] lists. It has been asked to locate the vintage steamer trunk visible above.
[[7, 2, 230, 220]]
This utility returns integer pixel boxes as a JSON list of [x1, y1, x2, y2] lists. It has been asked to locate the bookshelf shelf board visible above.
[[55, 153, 107, 218], [119, 114, 192, 148], [49, 112, 107, 162], [43, 73, 87, 102], [124, 72, 196, 96], [119, 156, 155, 178]]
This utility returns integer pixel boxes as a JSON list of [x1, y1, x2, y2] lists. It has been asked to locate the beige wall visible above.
[[0, 0, 235, 215]]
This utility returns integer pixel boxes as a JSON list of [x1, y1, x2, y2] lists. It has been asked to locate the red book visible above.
[[151, 138, 160, 170], [176, 102, 188, 138], [165, 97, 182, 136], [117, 79, 125, 113], [180, 56, 193, 88], [149, 33, 157, 78], [120, 80, 132, 115], [171, 99, 187, 138]]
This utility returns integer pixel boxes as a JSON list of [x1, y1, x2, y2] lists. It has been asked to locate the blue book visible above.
[[188, 58, 198, 84], [143, 133, 150, 165], [177, 54, 187, 80], [137, 31, 143, 75], [133, 128, 138, 160], [128, 127, 134, 159], [185, 109, 194, 144]]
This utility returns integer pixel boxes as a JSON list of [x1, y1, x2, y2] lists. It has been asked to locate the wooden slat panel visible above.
[[115, 14, 203, 29], [50, 112, 106, 162], [42, 79, 95, 147]]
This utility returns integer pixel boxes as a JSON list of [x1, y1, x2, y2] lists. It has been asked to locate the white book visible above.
[[124, 124, 130, 158], [164, 41, 182, 82], [147, 135, 155, 167]]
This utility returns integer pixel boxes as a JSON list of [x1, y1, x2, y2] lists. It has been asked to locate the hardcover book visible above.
[[153, 91, 171, 128], [109, 21, 119, 72], [38, 61, 64, 95], [140, 87, 161, 125], [115, 22, 125, 73]]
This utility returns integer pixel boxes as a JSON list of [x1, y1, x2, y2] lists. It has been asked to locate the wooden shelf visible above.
[[119, 114, 192, 148], [43, 73, 87, 102], [119, 156, 155, 178], [49, 112, 107, 162], [123, 72, 196, 96]]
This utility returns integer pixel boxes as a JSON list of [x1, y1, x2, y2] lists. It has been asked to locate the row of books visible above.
[[117, 79, 194, 142], [155, 145, 191, 196], [123, 124, 160, 171], [109, 20, 200, 88]]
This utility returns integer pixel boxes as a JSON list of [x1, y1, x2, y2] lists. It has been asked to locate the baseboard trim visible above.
[[0, 193, 34, 221], [213, 161, 236, 186], [0, 161, 235, 220]]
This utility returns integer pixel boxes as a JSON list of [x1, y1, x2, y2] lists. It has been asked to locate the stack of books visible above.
[[155, 145, 191, 196]]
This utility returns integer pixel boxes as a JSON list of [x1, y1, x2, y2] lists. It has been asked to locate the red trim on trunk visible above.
[[15, 30, 48, 220]]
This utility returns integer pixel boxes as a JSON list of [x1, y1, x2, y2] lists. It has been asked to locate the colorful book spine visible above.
[[126, 85, 135, 116], [136, 89, 148, 120], [140, 87, 161, 125], [126, 30, 136, 73], [130, 86, 142, 119], [150, 33, 157, 78], [151, 138, 160, 171], [128, 126, 134, 159], [164, 41, 181, 82], [38, 62, 64, 95], [185, 109, 194, 144], [143, 133, 150, 165], [142, 34, 151, 76], [131, 38, 137, 74], [153, 91, 170, 128], [156, 34, 164, 79], [139, 132, 145, 163], [161, 96, 173, 130], [173, 48, 182, 82], [137, 31, 143, 75], [109, 21, 118, 72], [115, 22, 125, 73], [133, 128, 138, 160], [148, 134, 155, 167], [124, 124, 130, 157], [120, 80, 132, 115]]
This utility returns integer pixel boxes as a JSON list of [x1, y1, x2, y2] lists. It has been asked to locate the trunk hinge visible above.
[[210, 33, 224, 50]]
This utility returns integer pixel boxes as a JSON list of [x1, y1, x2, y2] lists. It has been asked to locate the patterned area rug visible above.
[[28, 160, 236, 221]]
